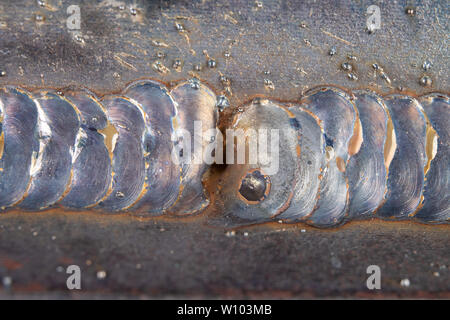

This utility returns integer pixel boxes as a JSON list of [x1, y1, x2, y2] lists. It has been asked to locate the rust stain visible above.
[[0, 257, 23, 271]]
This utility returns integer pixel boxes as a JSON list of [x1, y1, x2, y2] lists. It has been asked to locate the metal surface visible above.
[[0, 0, 448, 298]]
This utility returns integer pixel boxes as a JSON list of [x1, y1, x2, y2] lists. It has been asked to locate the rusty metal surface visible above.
[[0, 0, 449, 298], [0, 212, 449, 298]]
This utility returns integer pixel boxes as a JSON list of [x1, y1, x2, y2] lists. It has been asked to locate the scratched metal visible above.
[[0, 0, 448, 298]]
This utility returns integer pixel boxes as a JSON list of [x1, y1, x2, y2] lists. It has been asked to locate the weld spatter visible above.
[[238, 169, 271, 203]]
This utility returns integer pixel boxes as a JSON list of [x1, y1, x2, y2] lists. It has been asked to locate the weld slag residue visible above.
[[0, 79, 448, 228]]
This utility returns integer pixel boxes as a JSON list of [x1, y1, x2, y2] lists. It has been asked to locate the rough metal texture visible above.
[[0, 212, 449, 298], [0, 0, 448, 101], [0, 0, 449, 298]]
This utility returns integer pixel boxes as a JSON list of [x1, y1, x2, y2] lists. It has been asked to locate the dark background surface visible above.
[[0, 0, 448, 298]]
